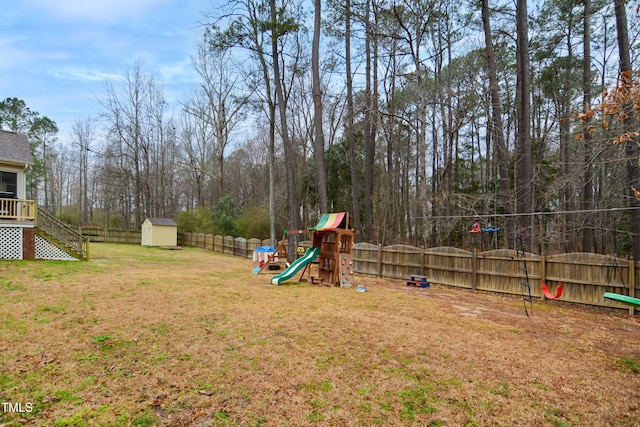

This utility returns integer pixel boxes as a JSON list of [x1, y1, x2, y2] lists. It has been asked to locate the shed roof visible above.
[[145, 218, 177, 227], [0, 130, 34, 166]]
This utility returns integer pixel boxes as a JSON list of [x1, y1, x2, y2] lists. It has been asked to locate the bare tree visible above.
[[205, 0, 283, 244], [389, 0, 436, 244], [185, 42, 251, 203], [178, 110, 212, 208], [100, 59, 169, 228], [71, 117, 96, 224]]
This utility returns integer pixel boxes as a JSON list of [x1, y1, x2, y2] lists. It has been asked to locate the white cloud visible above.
[[51, 67, 123, 83]]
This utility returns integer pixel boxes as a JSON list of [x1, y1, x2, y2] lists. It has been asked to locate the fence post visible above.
[[541, 255, 546, 300], [377, 244, 383, 277], [420, 248, 425, 276], [629, 259, 636, 316], [471, 249, 477, 291]]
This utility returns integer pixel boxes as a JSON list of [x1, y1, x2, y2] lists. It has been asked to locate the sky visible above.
[[1, 0, 215, 146]]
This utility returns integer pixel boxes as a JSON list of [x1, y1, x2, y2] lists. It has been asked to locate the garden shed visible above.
[[141, 218, 178, 247]]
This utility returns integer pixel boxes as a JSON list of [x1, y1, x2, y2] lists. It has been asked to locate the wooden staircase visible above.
[[36, 207, 90, 260]]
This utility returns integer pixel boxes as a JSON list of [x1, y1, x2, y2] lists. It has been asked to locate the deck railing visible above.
[[0, 198, 36, 221]]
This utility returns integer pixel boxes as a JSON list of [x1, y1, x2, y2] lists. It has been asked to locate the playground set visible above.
[[258, 211, 638, 313], [259, 212, 356, 288]]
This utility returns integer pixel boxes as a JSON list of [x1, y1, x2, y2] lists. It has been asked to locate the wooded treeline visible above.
[[1, 0, 639, 257]]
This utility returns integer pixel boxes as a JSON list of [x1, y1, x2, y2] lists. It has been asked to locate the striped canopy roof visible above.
[[310, 212, 347, 231]]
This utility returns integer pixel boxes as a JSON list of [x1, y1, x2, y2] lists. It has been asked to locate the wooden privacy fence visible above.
[[80, 227, 143, 245], [353, 243, 637, 314], [81, 227, 189, 246], [181, 232, 269, 259]]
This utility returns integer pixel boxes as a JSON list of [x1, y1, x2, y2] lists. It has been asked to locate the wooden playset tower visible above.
[[310, 212, 355, 287]]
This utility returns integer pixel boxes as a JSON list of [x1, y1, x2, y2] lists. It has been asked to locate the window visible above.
[[0, 171, 18, 198]]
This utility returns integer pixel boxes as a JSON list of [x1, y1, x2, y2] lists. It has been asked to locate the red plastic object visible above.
[[541, 280, 563, 300], [469, 217, 481, 234]]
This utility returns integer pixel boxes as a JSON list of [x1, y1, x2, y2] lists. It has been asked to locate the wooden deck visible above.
[[0, 219, 34, 226], [0, 198, 36, 222]]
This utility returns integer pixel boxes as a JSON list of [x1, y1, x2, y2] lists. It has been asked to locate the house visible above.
[[0, 130, 33, 206], [0, 130, 88, 260], [141, 218, 178, 247]]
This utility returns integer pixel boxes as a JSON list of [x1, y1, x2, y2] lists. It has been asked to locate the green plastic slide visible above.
[[271, 247, 320, 285], [603, 292, 640, 306]]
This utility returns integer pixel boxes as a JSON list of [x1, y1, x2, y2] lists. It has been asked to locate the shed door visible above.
[[141, 224, 152, 246]]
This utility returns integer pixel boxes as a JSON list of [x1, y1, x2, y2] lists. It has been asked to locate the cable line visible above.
[[414, 205, 640, 220]]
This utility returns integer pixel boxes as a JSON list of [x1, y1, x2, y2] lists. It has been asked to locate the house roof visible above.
[[0, 130, 34, 166], [146, 218, 177, 227]]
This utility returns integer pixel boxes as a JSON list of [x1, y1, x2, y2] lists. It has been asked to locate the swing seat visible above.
[[541, 280, 563, 300], [481, 227, 500, 233]]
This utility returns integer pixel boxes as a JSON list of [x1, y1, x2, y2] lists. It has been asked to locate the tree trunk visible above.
[[364, 0, 375, 240], [481, 0, 513, 248], [271, 0, 298, 260], [581, 0, 595, 253], [269, 103, 277, 246], [613, 0, 640, 260], [345, 0, 362, 241], [312, 0, 328, 214], [515, 0, 533, 251]]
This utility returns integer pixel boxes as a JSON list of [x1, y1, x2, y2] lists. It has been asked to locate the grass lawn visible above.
[[0, 243, 639, 426]]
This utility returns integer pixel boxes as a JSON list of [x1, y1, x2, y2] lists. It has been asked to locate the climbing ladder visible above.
[[515, 227, 533, 317]]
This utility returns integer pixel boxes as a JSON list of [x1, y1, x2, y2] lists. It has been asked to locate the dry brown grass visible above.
[[0, 243, 639, 426]]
